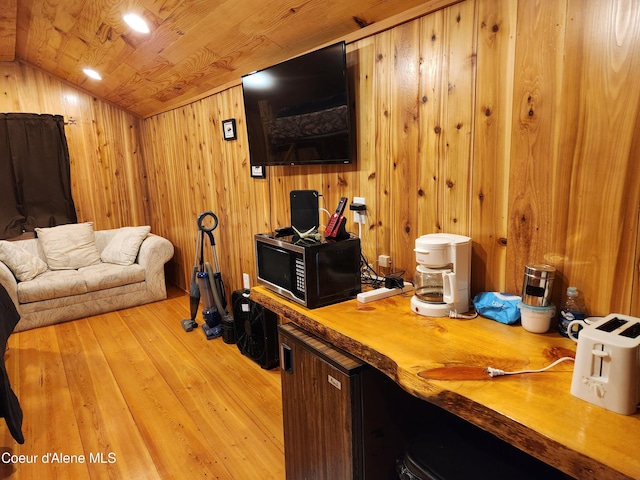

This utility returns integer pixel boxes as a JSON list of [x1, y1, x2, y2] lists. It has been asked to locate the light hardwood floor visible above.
[[0, 287, 285, 479]]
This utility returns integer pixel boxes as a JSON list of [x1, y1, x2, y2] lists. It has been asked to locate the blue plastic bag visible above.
[[473, 292, 521, 325]]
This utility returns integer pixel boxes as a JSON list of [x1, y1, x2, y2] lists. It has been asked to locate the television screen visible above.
[[242, 41, 353, 166]]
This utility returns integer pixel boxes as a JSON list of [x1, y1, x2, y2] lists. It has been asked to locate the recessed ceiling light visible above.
[[83, 68, 102, 80], [123, 13, 150, 34]]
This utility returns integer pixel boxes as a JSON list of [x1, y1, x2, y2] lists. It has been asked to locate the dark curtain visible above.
[[0, 113, 77, 239]]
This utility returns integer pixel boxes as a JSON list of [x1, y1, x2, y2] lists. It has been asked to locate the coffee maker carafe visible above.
[[411, 233, 472, 317]]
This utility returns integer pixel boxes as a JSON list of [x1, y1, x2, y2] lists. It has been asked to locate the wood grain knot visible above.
[[353, 16, 369, 28]]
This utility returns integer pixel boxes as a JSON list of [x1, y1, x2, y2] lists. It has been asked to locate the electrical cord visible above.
[[360, 252, 384, 289], [318, 208, 331, 228], [484, 357, 575, 378]]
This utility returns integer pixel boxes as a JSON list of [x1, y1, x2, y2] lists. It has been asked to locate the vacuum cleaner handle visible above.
[[197, 211, 218, 232]]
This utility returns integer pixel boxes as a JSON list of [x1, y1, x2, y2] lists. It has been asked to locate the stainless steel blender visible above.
[[411, 233, 472, 317]]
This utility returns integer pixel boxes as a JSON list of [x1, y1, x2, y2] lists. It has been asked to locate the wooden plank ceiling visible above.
[[3, 0, 445, 118]]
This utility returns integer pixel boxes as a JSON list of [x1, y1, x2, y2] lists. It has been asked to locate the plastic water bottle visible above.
[[558, 286, 586, 337]]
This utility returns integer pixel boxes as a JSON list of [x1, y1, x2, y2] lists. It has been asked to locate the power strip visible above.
[[357, 282, 413, 304]]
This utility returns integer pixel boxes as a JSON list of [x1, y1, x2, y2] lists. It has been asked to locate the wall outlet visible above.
[[243, 273, 251, 290], [353, 196, 366, 224], [378, 255, 391, 268]]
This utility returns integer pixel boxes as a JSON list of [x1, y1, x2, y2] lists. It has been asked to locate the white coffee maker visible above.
[[410, 233, 472, 317]]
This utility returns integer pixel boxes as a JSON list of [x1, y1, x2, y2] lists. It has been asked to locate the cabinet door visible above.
[[279, 324, 365, 480]]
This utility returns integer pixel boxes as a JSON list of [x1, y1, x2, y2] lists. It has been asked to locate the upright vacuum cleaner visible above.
[[181, 211, 233, 339]]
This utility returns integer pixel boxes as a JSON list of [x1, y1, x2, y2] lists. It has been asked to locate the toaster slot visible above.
[[596, 317, 628, 332], [589, 343, 612, 379], [619, 322, 640, 339]]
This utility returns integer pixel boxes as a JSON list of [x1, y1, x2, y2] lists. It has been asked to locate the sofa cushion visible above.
[[78, 263, 145, 292], [17, 270, 88, 304], [0, 241, 48, 282], [100, 226, 151, 266], [35, 222, 102, 270]]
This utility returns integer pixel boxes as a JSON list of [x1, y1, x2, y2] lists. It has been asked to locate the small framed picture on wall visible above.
[[251, 165, 266, 178], [222, 118, 237, 141]]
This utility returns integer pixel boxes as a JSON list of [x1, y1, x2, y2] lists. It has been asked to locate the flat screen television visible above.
[[242, 41, 354, 167]]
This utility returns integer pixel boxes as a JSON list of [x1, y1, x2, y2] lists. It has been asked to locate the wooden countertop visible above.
[[250, 286, 639, 480]]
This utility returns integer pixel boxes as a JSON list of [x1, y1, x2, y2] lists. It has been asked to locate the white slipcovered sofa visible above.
[[0, 222, 174, 332]]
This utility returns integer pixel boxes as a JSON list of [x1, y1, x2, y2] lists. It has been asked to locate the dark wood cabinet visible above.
[[278, 323, 407, 479], [278, 322, 367, 479]]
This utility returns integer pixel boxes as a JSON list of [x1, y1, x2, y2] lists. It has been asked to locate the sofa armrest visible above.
[[136, 234, 174, 301], [0, 262, 19, 308], [137, 234, 174, 268]]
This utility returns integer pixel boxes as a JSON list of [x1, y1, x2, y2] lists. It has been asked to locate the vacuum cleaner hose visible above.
[[205, 262, 229, 320]]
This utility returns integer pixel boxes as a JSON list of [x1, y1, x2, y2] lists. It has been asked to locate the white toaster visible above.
[[570, 313, 640, 415]]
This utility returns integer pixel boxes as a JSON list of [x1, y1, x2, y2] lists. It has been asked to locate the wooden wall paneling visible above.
[[417, 9, 446, 239], [168, 107, 201, 288], [268, 166, 291, 231], [140, 86, 266, 301], [509, 0, 640, 315], [219, 90, 244, 282], [61, 83, 106, 226], [311, 166, 336, 219], [507, 0, 568, 298], [90, 100, 147, 228], [236, 88, 272, 282], [0, 63, 19, 111], [388, 20, 422, 276], [372, 30, 394, 270], [439, 0, 476, 236], [180, 99, 226, 292], [555, 0, 640, 315], [82, 109, 116, 229], [634, 199, 640, 317], [140, 110, 192, 291], [321, 162, 360, 226], [471, 0, 517, 293], [631, 99, 640, 317], [218, 88, 254, 291], [347, 37, 378, 265]]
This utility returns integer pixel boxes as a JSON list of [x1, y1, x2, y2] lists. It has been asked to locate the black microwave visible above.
[[255, 233, 361, 308]]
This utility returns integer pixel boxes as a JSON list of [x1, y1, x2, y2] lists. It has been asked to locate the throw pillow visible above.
[[0, 241, 48, 281], [35, 222, 102, 270], [100, 226, 151, 266]]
